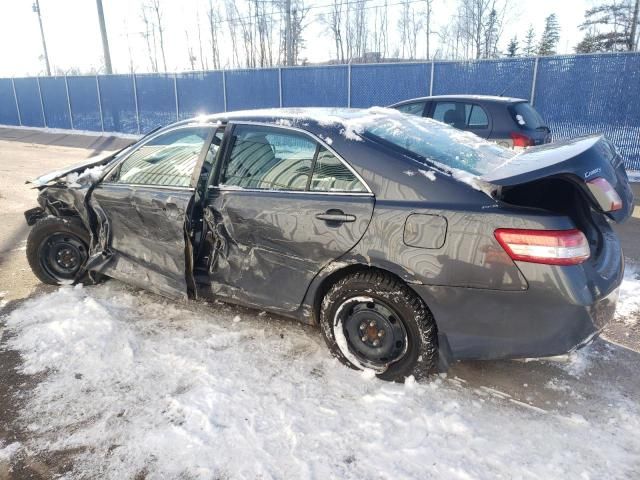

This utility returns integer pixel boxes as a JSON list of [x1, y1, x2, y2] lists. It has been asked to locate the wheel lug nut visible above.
[[359, 323, 366, 331], [369, 321, 376, 327], [373, 340, 380, 347], [378, 330, 384, 337], [361, 336, 367, 342]]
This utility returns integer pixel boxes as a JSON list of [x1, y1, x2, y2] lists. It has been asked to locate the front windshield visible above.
[[364, 114, 516, 176]]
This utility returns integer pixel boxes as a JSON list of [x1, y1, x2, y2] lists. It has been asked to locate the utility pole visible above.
[[630, 0, 639, 51], [96, 0, 113, 74], [32, 0, 51, 76], [284, 0, 293, 66]]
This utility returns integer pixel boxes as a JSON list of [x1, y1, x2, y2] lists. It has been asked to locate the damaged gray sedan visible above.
[[24, 108, 634, 381]]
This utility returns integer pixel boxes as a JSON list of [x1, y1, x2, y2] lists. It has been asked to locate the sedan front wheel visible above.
[[27, 216, 95, 286], [320, 270, 438, 382]]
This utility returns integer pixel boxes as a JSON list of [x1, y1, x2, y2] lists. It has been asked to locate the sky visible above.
[[0, 0, 592, 78]]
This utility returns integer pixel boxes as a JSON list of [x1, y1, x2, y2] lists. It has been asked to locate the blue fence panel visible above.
[[98, 75, 138, 134], [0, 79, 19, 126], [433, 58, 535, 99], [282, 66, 348, 107], [225, 69, 280, 111], [67, 76, 101, 131], [135, 74, 175, 133], [2, 53, 639, 170], [535, 53, 640, 171], [13, 78, 44, 127], [39, 77, 71, 129], [176, 71, 225, 119], [350, 63, 430, 108]]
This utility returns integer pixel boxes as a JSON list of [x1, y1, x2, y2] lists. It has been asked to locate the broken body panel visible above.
[[25, 108, 634, 366]]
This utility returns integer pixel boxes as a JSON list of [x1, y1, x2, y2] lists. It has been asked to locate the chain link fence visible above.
[[1, 52, 639, 169]]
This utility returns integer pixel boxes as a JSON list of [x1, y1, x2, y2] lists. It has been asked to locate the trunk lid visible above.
[[483, 135, 634, 223]]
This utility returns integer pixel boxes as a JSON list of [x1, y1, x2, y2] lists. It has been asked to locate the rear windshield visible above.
[[364, 115, 515, 176], [510, 102, 547, 130]]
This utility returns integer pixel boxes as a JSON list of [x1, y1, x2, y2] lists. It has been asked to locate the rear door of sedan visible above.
[[200, 123, 375, 312], [427, 100, 492, 139]]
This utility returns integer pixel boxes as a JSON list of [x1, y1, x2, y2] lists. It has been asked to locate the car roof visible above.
[[389, 95, 527, 106], [184, 107, 378, 125], [173, 107, 411, 132]]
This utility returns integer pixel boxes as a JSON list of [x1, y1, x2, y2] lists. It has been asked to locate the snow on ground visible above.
[[2, 274, 640, 479], [616, 263, 640, 326], [0, 441, 21, 463]]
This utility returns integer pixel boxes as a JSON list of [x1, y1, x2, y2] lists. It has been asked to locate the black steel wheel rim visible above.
[[39, 232, 87, 281], [339, 297, 408, 368]]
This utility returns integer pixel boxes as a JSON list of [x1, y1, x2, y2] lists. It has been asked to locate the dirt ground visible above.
[[0, 128, 639, 478]]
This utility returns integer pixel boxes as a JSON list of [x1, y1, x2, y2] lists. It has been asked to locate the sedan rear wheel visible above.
[[320, 270, 438, 382]]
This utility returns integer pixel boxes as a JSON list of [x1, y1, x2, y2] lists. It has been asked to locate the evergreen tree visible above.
[[523, 26, 536, 56], [506, 36, 519, 56], [538, 14, 561, 55], [575, 1, 640, 52]]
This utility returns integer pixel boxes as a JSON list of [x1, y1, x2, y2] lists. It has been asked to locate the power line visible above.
[[208, 0, 427, 28]]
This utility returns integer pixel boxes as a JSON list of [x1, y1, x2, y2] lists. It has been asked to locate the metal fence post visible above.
[[222, 70, 228, 112], [96, 76, 104, 132], [36, 77, 47, 127], [11, 78, 22, 126], [530, 57, 539, 106], [174, 73, 179, 120], [64, 75, 74, 130], [429, 61, 435, 96], [347, 63, 352, 108], [132, 74, 141, 134], [278, 67, 283, 107]]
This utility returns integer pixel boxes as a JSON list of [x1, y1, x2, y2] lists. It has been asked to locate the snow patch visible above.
[[616, 262, 640, 325], [0, 442, 21, 463], [418, 169, 436, 181], [66, 165, 106, 187], [275, 118, 293, 127], [3, 282, 640, 479]]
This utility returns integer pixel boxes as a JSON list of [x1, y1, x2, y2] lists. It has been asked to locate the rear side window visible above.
[[364, 115, 515, 176], [310, 147, 367, 193], [394, 102, 426, 116], [433, 102, 488, 129], [467, 104, 489, 127], [510, 102, 546, 130], [221, 125, 314, 191]]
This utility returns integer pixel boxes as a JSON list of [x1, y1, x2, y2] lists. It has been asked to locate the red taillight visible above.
[[494, 228, 590, 266], [510, 132, 533, 148], [586, 177, 623, 212]]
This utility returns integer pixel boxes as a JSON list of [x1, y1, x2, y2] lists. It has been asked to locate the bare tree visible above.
[[124, 19, 136, 73], [452, 0, 509, 59], [282, 0, 308, 65], [224, 0, 241, 68], [371, 2, 389, 59], [398, 0, 410, 58], [140, 4, 158, 72], [150, 0, 167, 71], [353, 0, 369, 60], [185, 30, 196, 70], [209, 0, 223, 69], [424, 0, 434, 60], [320, 0, 345, 62], [398, 0, 421, 59], [195, 10, 207, 71]]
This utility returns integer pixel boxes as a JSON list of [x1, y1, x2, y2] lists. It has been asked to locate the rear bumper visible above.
[[412, 261, 622, 364]]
